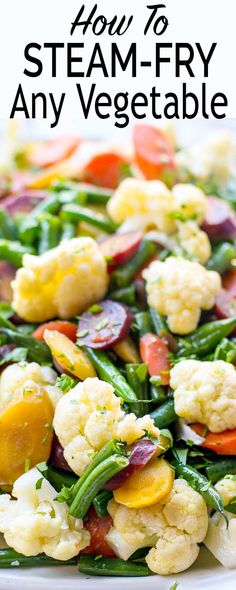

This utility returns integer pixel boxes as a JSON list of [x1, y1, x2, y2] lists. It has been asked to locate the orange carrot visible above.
[[140, 333, 170, 385], [192, 423, 236, 455], [33, 320, 77, 343]]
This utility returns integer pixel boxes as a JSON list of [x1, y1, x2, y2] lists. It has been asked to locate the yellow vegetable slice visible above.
[[113, 458, 174, 509], [44, 329, 97, 380], [113, 337, 140, 364], [26, 167, 63, 189], [0, 388, 54, 485]]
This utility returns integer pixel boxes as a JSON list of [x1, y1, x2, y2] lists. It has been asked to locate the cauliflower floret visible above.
[[205, 512, 236, 569], [147, 529, 199, 575], [143, 257, 221, 335], [172, 184, 208, 224], [115, 414, 159, 445], [176, 221, 211, 264], [54, 377, 159, 475], [107, 178, 176, 233], [204, 474, 236, 568], [215, 475, 236, 507], [108, 179, 211, 264], [176, 132, 236, 184], [0, 468, 89, 559], [170, 360, 236, 432], [106, 479, 208, 575], [0, 362, 61, 411], [12, 237, 109, 322]]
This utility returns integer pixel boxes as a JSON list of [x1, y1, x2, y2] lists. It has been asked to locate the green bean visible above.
[[158, 429, 173, 453], [53, 181, 113, 205], [0, 209, 17, 240], [135, 311, 152, 337], [111, 240, 156, 288], [60, 221, 77, 241], [150, 383, 167, 406], [150, 399, 177, 429], [224, 501, 236, 515], [0, 313, 16, 330], [126, 363, 149, 417], [78, 555, 149, 577], [0, 548, 76, 568], [174, 461, 225, 515], [178, 317, 236, 357], [19, 195, 60, 244], [69, 455, 128, 518], [38, 214, 61, 254], [84, 348, 137, 402], [205, 459, 236, 483], [150, 307, 179, 351], [61, 204, 116, 233], [129, 548, 150, 561], [109, 285, 136, 306], [207, 242, 236, 274], [0, 239, 35, 267], [69, 440, 125, 504], [149, 308, 168, 336], [214, 338, 236, 363], [93, 490, 113, 517], [0, 328, 51, 364], [37, 464, 77, 492]]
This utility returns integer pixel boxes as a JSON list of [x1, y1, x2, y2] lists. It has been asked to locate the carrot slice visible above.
[[82, 507, 115, 557], [44, 330, 96, 380], [33, 321, 77, 343], [113, 458, 174, 509], [29, 137, 80, 168], [140, 333, 170, 385], [192, 423, 236, 455], [81, 152, 130, 189], [133, 125, 176, 181], [0, 388, 54, 484]]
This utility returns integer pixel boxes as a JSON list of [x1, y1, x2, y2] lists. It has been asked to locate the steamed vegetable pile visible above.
[[0, 125, 236, 578]]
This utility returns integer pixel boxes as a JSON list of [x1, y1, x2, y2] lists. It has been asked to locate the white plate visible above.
[[0, 548, 234, 590]]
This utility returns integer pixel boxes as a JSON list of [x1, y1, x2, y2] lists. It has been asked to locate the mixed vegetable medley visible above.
[[0, 124, 236, 578]]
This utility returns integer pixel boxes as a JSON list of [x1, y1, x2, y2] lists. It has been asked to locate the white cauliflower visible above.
[[176, 132, 236, 184], [107, 479, 208, 575], [205, 475, 236, 568], [172, 184, 208, 224], [108, 179, 211, 263], [205, 512, 236, 569], [0, 362, 61, 410], [170, 360, 236, 432], [12, 237, 109, 322], [176, 221, 211, 264], [107, 178, 176, 233], [53, 377, 159, 476], [0, 468, 90, 559], [215, 475, 236, 507], [143, 257, 221, 335]]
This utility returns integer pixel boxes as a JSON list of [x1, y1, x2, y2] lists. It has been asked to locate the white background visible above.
[[0, 0, 235, 138]]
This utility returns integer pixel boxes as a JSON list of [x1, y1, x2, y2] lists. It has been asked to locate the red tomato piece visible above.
[[29, 137, 80, 168], [140, 333, 170, 385], [81, 152, 130, 189], [100, 232, 143, 272], [192, 424, 236, 455], [133, 125, 176, 181], [82, 507, 115, 557], [33, 321, 77, 342]]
